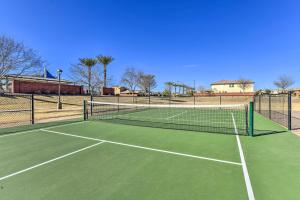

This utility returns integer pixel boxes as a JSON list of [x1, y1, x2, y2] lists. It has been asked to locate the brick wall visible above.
[[102, 87, 114, 95], [12, 80, 84, 95]]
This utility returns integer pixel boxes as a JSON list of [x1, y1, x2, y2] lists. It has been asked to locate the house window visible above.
[[229, 83, 234, 88]]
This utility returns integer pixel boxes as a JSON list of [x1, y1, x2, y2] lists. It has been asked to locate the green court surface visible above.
[[0, 113, 300, 200]]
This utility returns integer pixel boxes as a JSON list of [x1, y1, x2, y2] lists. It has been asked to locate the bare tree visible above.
[[274, 75, 295, 92], [70, 58, 101, 95], [197, 85, 207, 93], [237, 78, 252, 93], [121, 67, 141, 94], [138, 73, 157, 95], [0, 35, 43, 79]]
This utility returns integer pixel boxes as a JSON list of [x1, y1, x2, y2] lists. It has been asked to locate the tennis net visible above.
[[84, 101, 249, 135]]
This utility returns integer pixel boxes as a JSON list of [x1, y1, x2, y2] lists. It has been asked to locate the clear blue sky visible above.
[[0, 0, 299, 91]]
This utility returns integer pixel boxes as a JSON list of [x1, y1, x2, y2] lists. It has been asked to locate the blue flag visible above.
[[43, 68, 56, 79]]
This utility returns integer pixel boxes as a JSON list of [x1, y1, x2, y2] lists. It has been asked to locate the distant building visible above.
[[101, 87, 114, 95], [211, 80, 254, 93], [292, 88, 300, 96], [2, 74, 84, 95], [120, 90, 140, 96], [112, 86, 127, 95], [266, 88, 300, 95], [100, 86, 128, 96]]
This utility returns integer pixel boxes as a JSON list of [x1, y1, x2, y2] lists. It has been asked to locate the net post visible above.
[[245, 104, 248, 134], [83, 100, 87, 120], [249, 101, 254, 136], [31, 94, 35, 124], [288, 91, 292, 130], [219, 96, 222, 105], [253, 95, 255, 110]]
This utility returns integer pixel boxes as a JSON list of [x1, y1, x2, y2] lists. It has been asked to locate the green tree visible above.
[[264, 89, 271, 94], [78, 58, 97, 94], [162, 89, 171, 97], [97, 55, 114, 88], [165, 82, 173, 95]]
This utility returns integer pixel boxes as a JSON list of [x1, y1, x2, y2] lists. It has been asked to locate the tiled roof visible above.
[[211, 80, 254, 85]]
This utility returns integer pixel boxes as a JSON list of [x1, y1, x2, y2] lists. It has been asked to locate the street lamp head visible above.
[[57, 69, 63, 74]]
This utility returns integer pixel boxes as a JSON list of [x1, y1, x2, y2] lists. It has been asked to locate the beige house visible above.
[[211, 80, 254, 93], [112, 86, 127, 95]]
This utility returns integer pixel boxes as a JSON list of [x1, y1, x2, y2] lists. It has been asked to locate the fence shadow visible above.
[[253, 129, 288, 137]]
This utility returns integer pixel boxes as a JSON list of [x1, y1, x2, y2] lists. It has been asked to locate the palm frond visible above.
[[96, 55, 114, 65], [79, 58, 97, 67]]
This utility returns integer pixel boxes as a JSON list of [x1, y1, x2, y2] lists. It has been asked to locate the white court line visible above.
[[0, 129, 40, 138], [40, 129, 242, 166], [166, 111, 188, 119], [0, 141, 104, 181], [231, 113, 255, 200], [0, 121, 87, 138]]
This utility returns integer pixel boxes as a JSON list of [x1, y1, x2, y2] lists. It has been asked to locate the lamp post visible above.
[[57, 69, 63, 109]]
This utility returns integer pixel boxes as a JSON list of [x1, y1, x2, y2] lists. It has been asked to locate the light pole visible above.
[[57, 69, 63, 109]]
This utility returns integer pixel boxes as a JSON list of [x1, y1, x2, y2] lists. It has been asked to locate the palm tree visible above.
[[96, 55, 114, 88], [165, 82, 174, 94], [79, 58, 97, 94]]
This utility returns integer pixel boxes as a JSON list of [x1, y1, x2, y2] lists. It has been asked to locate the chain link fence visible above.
[[0, 93, 32, 128], [0, 94, 89, 135], [254, 92, 300, 130], [1, 93, 254, 134]]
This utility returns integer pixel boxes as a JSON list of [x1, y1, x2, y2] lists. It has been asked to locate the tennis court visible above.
[[0, 102, 300, 200]]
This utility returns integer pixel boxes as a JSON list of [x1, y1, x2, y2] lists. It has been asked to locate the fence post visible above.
[[269, 95, 272, 119], [117, 95, 120, 112], [249, 101, 254, 136], [83, 100, 87, 120], [193, 95, 195, 107], [148, 83, 151, 105], [288, 91, 292, 130], [31, 94, 35, 124], [258, 95, 261, 113], [90, 95, 93, 116]]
